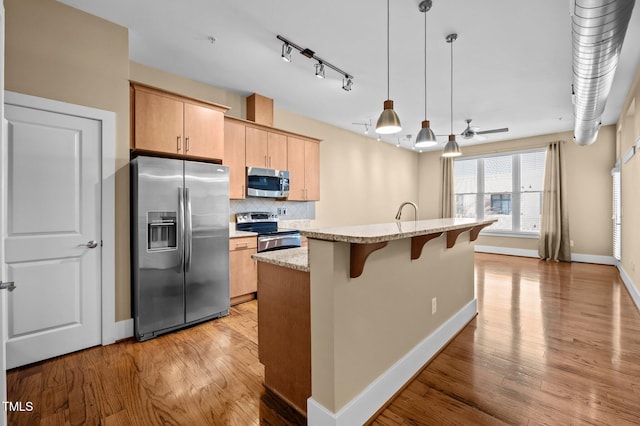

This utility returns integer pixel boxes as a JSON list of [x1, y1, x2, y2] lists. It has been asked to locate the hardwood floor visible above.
[[6, 254, 640, 425], [373, 254, 640, 425], [6, 301, 304, 426]]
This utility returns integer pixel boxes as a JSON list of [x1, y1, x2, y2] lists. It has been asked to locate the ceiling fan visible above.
[[460, 119, 508, 141]]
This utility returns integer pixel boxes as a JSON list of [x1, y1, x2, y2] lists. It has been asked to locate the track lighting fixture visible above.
[[443, 33, 461, 157], [352, 119, 372, 134], [277, 35, 354, 91], [376, 0, 401, 135], [281, 42, 292, 62]]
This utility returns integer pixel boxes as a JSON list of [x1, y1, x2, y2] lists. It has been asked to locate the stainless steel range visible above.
[[236, 212, 301, 252]]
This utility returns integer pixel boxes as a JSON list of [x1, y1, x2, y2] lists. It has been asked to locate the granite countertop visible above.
[[300, 218, 497, 244], [252, 247, 309, 272], [229, 229, 257, 238]]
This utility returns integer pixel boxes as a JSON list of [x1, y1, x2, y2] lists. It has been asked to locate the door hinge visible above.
[[0, 281, 16, 292]]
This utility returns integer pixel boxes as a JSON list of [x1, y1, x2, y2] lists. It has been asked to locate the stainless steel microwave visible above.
[[246, 167, 290, 198]]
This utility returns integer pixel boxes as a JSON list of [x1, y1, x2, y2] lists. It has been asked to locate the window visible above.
[[453, 149, 546, 234]]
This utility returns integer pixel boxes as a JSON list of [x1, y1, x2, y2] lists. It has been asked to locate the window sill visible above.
[[480, 231, 540, 239]]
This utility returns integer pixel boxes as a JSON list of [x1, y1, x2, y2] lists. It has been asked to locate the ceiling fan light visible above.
[[376, 100, 402, 134], [414, 120, 437, 148], [442, 135, 461, 157]]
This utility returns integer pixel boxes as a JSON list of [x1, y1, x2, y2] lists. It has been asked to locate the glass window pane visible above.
[[454, 159, 477, 193], [484, 194, 512, 230], [521, 151, 546, 192], [484, 156, 512, 193], [521, 192, 542, 232], [455, 194, 476, 218]]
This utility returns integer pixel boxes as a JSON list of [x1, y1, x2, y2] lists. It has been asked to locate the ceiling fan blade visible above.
[[476, 127, 509, 135]]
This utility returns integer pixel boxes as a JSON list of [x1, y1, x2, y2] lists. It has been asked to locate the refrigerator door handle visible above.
[[178, 187, 185, 270], [185, 187, 193, 272]]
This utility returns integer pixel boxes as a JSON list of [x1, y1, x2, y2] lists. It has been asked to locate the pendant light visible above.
[[376, 0, 401, 135], [415, 0, 437, 148], [443, 33, 461, 157]]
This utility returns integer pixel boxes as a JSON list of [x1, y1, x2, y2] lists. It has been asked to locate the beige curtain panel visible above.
[[539, 141, 571, 262], [441, 157, 454, 218]]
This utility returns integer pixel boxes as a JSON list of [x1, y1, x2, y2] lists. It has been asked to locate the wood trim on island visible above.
[[446, 226, 474, 249], [350, 242, 388, 278], [469, 222, 493, 242], [411, 232, 444, 260]]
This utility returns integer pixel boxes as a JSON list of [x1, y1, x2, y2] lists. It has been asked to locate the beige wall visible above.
[[274, 109, 420, 227], [418, 127, 617, 257], [617, 66, 640, 293], [5, 0, 132, 321]]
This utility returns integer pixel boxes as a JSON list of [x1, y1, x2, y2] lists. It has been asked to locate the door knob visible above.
[[0, 281, 16, 292], [85, 240, 99, 249]]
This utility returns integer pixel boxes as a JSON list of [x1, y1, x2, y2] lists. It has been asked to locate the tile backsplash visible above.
[[230, 198, 315, 221]]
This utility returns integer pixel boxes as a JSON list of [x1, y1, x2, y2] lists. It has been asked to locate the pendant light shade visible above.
[[377, 100, 402, 134], [415, 120, 437, 148], [443, 33, 461, 157], [415, 0, 437, 149], [376, 0, 401, 135], [442, 134, 461, 157]]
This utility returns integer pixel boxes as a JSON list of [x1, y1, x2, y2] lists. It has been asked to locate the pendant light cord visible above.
[[387, 0, 390, 100], [424, 10, 427, 119], [450, 36, 454, 135]]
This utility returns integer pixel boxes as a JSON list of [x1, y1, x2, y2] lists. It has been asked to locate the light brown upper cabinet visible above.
[[131, 83, 228, 161], [245, 127, 288, 170], [223, 118, 247, 199], [287, 137, 320, 201]]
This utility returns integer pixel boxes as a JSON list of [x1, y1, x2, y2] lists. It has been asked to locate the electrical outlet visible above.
[[570, 240, 574, 247], [277, 207, 287, 216], [431, 297, 437, 315]]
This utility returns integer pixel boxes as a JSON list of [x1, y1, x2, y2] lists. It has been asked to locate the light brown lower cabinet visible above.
[[229, 236, 257, 305], [257, 262, 311, 415]]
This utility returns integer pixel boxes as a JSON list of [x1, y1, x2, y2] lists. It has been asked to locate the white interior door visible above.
[[3, 104, 101, 369]]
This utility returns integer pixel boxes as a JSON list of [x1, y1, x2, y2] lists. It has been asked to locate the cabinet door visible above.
[[183, 102, 224, 160], [224, 120, 246, 199], [287, 137, 307, 201], [267, 132, 288, 170], [304, 140, 320, 200], [245, 127, 268, 168], [134, 90, 183, 154], [229, 248, 257, 298]]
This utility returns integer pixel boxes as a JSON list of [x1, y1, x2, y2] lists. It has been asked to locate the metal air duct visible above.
[[572, 0, 636, 145]]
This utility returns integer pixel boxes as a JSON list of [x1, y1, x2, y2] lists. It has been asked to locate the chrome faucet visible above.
[[395, 201, 418, 221]]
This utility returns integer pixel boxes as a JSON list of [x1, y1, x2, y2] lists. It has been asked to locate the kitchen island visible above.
[[253, 218, 495, 425]]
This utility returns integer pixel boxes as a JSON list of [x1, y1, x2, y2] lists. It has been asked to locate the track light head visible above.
[[315, 62, 325, 79], [281, 43, 292, 62], [342, 76, 354, 91]]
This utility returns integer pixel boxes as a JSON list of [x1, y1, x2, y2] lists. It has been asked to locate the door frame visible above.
[[4, 90, 117, 346]]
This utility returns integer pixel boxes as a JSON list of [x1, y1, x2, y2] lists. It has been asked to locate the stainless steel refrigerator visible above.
[[131, 155, 230, 341]]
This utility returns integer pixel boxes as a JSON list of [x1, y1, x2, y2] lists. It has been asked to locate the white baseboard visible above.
[[114, 319, 134, 341], [571, 253, 616, 265], [475, 245, 616, 265], [618, 263, 640, 311], [307, 299, 477, 426]]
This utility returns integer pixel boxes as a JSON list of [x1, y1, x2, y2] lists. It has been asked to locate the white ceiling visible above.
[[59, 0, 640, 152]]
